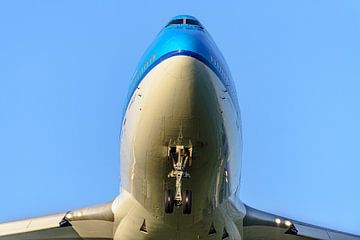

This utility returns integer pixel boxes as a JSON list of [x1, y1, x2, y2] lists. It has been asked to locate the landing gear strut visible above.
[[166, 138, 193, 213]]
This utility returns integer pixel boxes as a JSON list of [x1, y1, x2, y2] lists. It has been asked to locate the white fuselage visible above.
[[116, 56, 242, 239]]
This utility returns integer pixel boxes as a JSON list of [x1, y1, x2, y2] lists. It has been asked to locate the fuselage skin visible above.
[[117, 16, 244, 239]]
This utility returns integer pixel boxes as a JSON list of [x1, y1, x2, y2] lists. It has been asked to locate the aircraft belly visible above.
[[118, 56, 242, 239], [135, 56, 224, 214], [113, 199, 241, 240]]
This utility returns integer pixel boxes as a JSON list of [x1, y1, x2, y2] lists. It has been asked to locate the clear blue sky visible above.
[[1, 0, 360, 235]]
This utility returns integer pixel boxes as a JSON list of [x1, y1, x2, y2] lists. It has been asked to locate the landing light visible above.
[[285, 220, 292, 227], [75, 212, 82, 217], [275, 218, 281, 224]]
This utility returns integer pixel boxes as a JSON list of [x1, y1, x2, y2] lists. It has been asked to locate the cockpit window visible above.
[[166, 19, 184, 26], [166, 18, 203, 28], [185, 19, 203, 28]]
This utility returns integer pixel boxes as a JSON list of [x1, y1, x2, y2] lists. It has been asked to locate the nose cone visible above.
[[161, 30, 207, 54]]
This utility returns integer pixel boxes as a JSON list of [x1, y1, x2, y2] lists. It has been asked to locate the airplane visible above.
[[0, 15, 359, 240]]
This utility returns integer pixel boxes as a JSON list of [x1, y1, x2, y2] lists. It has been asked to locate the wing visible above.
[[241, 203, 360, 240], [0, 201, 114, 240]]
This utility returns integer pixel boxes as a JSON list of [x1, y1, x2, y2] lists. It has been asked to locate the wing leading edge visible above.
[[0, 202, 114, 240], [242, 204, 360, 240]]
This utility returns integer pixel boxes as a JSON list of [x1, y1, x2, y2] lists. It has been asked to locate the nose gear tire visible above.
[[165, 189, 175, 213], [182, 190, 192, 214]]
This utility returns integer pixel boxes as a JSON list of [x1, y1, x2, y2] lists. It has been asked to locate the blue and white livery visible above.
[[0, 15, 359, 240]]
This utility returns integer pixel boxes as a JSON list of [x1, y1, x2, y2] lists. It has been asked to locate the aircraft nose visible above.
[[140, 55, 220, 121]]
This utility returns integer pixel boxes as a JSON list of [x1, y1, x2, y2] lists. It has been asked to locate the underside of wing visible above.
[[242, 204, 360, 240], [0, 202, 114, 240]]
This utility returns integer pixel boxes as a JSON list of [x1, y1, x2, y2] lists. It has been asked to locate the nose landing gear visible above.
[[182, 190, 192, 214], [165, 189, 174, 214], [165, 139, 193, 214], [164, 189, 192, 214]]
